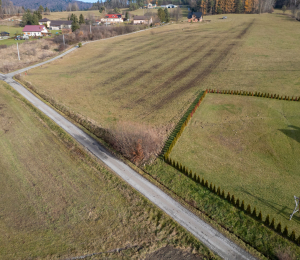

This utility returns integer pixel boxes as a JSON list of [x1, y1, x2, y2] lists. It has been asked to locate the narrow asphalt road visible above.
[[0, 32, 258, 260]]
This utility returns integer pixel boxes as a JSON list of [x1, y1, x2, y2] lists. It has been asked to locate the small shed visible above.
[[0, 32, 10, 36]]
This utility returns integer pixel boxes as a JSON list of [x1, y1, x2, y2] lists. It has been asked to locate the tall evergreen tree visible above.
[[157, 8, 165, 22], [164, 8, 170, 22], [79, 14, 85, 25]]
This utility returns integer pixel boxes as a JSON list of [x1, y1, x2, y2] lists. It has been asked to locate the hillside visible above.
[[10, 0, 92, 11]]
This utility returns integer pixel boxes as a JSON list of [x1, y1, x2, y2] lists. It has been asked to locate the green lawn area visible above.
[[170, 94, 300, 233], [0, 81, 213, 259]]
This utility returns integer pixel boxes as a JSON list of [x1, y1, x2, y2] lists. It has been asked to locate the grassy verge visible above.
[[0, 80, 218, 259]]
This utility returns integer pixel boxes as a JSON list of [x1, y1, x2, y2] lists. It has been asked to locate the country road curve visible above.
[[0, 29, 258, 260]]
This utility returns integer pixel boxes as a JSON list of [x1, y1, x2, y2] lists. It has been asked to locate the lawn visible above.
[[170, 93, 300, 234], [0, 81, 214, 259]]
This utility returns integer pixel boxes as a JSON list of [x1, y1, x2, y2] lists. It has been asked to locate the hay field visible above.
[[23, 14, 255, 133], [23, 13, 300, 137], [0, 81, 213, 259], [170, 94, 300, 233]]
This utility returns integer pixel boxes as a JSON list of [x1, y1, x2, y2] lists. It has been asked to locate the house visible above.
[[101, 14, 123, 23], [0, 31, 10, 36], [49, 20, 72, 30], [147, 3, 157, 8], [161, 4, 178, 8], [133, 16, 153, 25], [188, 12, 203, 22], [39, 18, 51, 28], [22, 25, 49, 37]]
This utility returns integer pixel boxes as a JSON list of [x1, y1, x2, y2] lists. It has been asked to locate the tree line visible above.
[[188, 0, 275, 14]]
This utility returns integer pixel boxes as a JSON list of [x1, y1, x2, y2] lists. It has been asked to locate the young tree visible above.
[[33, 10, 42, 20], [38, 5, 44, 13], [282, 5, 287, 13], [71, 21, 80, 32], [99, 6, 105, 13], [125, 11, 129, 21], [235, 0, 243, 13], [157, 8, 165, 22], [79, 13, 85, 25], [114, 7, 121, 13], [164, 8, 170, 22]]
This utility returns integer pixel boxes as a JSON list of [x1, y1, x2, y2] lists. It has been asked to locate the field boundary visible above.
[[162, 90, 300, 248]]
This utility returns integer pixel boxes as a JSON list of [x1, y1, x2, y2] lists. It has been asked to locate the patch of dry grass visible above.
[[0, 81, 215, 259], [0, 38, 61, 73]]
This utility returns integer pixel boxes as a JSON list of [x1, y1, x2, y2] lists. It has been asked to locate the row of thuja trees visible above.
[[163, 88, 300, 246], [164, 156, 300, 245]]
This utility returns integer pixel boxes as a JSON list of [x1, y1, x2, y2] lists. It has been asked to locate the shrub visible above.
[[283, 226, 289, 237], [270, 218, 275, 229], [264, 214, 270, 226], [213, 185, 216, 193], [221, 190, 225, 198], [276, 222, 282, 233], [205, 180, 208, 188], [0, 44, 8, 49], [241, 200, 245, 211], [42, 44, 50, 50], [58, 43, 66, 52], [258, 211, 263, 221], [217, 187, 220, 196], [201, 178, 205, 186], [252, 207, 257, 218], [246, 204, 251, 214], [236, 198, 240, 208], [290, 230, 296, 241], [227, 192, 231, 202], [296, 235, 300, 245], [231, 195, 235, 205]]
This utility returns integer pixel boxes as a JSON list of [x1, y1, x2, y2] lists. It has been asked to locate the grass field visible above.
[[0, 81, 215, 259], [42, 10, 103, 20], [23, 12, 300, 138], [170, 94, 300, 233]]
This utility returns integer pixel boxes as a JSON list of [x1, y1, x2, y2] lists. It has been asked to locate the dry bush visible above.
[[0, 39, 60, 73], [108, 122, 164, 165], [0, 45, 7, 49]]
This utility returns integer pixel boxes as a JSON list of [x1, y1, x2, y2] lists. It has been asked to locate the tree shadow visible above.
[[278, 125, 300, 144], [239, 188, 300, 223]]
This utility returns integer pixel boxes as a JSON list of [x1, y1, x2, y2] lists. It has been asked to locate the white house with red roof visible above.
[[22, 25, 49, 37], [101, 14, 123, 23]]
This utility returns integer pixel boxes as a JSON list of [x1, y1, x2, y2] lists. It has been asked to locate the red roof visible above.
[[22, 25, 46, 32], [105, 14, 122, 18]]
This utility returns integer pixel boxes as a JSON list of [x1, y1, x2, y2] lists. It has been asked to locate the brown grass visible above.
[[108, 121, 165, 165], [0, 39, 61, 73]]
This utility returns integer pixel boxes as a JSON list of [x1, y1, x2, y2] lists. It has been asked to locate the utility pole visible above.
[[90, 23, 91, 33], [63, 34, 65, 45], [17, 42, 20, 60]]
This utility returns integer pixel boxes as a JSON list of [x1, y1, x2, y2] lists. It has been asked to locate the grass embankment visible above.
[[0, 81, 216, 259], [170, 94, 300, 234]]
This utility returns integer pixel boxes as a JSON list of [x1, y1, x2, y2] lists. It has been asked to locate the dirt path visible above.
[[1, 27, 258, 260]]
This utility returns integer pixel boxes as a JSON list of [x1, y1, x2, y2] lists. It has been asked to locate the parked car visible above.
[[14, 35, 22, 40], [223, 16, 227, 19]]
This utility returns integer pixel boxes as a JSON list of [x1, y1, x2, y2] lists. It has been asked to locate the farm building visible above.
[[22, 25, 49, 37], [188, 12, 203, 22], [101, 14, 123, 23], [49, 20, 72, 30], [0, 31, 10, 36], [133, 16, 153, 25], [38, 19, 72, 30], [161, 4, 178, 8], [39, 18, 51, 28]]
